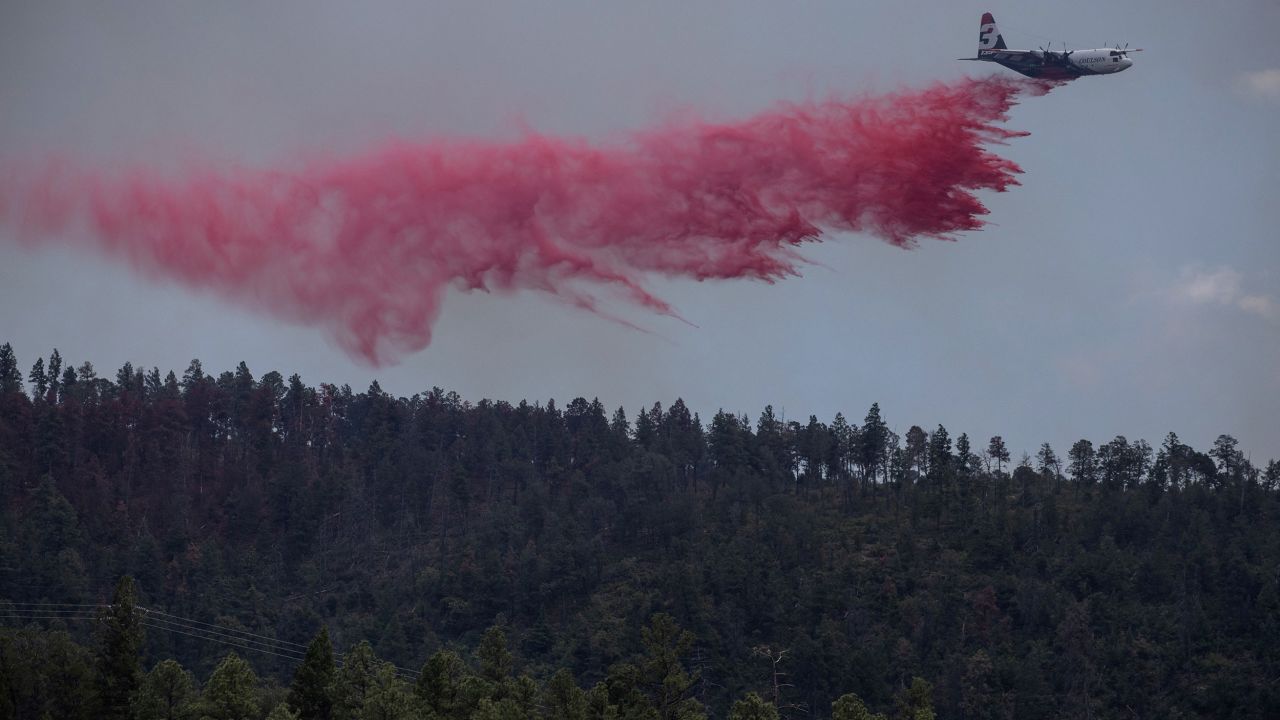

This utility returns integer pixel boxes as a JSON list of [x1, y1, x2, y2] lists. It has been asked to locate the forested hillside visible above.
[[2, 343, 1278, 719]]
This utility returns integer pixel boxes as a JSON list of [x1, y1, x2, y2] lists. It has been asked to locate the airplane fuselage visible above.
[[962, 13, 1138, 80], [979, 48, 1133, 79]]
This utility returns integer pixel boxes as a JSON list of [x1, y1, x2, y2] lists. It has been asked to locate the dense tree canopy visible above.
[[1, 343, 1277, 719]]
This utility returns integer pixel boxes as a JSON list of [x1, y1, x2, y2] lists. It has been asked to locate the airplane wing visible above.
[[961, 50, 1038, 60]]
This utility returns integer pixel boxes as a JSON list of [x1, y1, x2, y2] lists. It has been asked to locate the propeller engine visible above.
[[1037, 42, 1073, 64], [1113, 42, 1144, 57]]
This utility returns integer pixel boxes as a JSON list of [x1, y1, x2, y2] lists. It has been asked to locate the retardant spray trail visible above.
[[2, 77, 1051, 365]]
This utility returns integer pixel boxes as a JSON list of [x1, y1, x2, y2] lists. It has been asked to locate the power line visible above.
[[133, 608, 421, 676], [0, 609, 101, 617], [0, 601, 109, 608], [0, 602, 106, 620], [137, 613, 421, 679], [136, 606, 311, 651], [1, 603, 421, 680], [137, 613, 309, 660], [0, 606, 105, 611], [136, 620, 313, 666]]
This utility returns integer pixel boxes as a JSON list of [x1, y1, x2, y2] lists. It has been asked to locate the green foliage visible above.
[[727, 693, 777, 720], [986, 437, 1010, 474], [354, 664, 415, 720], [478, 626, 513, 683], [0, 627, 96, 720], [586, 681, 619, 720], [200, 652, 260, 720], [332, 640, 418, 720], [28, 356, 47, 398], [287, 627, 335, 720], [958, 651, 998, 720], [542, 669, 588, 720], [335, 641, 381, 720], [502, 675, 539, 717], [96, 575, 145, 720], [639, 615, 704, 720], [892, 678, 934, 720], [831, 694, 885, 720], [265, 704, 300, 720], [598, 662, 658, 720], [0, 343, 21, 394], [133, 659, 197, 720], [469, 697, 527, 720], [21, 475, 86, 599], [2, 347, 1279, 719], [416, 650, 468, 720]]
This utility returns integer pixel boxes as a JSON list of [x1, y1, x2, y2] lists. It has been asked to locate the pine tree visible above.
[[47, 349, 63, 402], [635, 405, 658, 450], [1068, 439, 1096, 486], [334, 641, 384, 720], [640, 614, 705, 720], [1264, 460, 1280, 492], [832, 693, 886, 720], [610, 406, 632, 447], [287, 627, 335, 720], [959, 651, 998, 720], [96, 575, 145, 720], [893, 678, 935, 720], [28, 357, 47, 398], [358, 663, 417, 720], [416, 650, 468, 719], [0, 628, 97, 720], [1035, 443, 1060, 482], [265, 703, 301, 720], [133, 659, 196, 720], [200, 652, 260, 720], [955, 433, 973, 475], [470, 697, 525, 720], [24, 475, 86, 596], [860, 403, 888, 485], [61, 363, 78, 398], [0, 343, 22, 394], [542, 668, 588, 720], [927, 425, 952, 478], [904, 426, 928, 482], [585, 681, 618, 720], [1211, 434, 1241, 484], [986, 436, 1010, 475], [727, 692, 778, 720], [478, 626, 513, 683], [502, 674, 539, 718]]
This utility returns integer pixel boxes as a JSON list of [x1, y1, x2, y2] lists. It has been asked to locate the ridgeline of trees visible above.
[[3, 578, 929, 720], [1, 343, 1277, 719]]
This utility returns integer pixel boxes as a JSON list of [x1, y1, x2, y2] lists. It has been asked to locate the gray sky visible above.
[[2, 0, 1277, 461]]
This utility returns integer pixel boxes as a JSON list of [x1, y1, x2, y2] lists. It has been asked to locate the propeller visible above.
[[1039, 42, 1072, 64], [1037, 43, 1062, 62]]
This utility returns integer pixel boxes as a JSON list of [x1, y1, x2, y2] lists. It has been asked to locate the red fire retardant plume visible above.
[[3, 77, 1050, 365]]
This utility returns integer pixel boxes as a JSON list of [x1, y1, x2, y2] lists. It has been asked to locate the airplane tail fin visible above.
[[978, 12, 1008, 53]]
